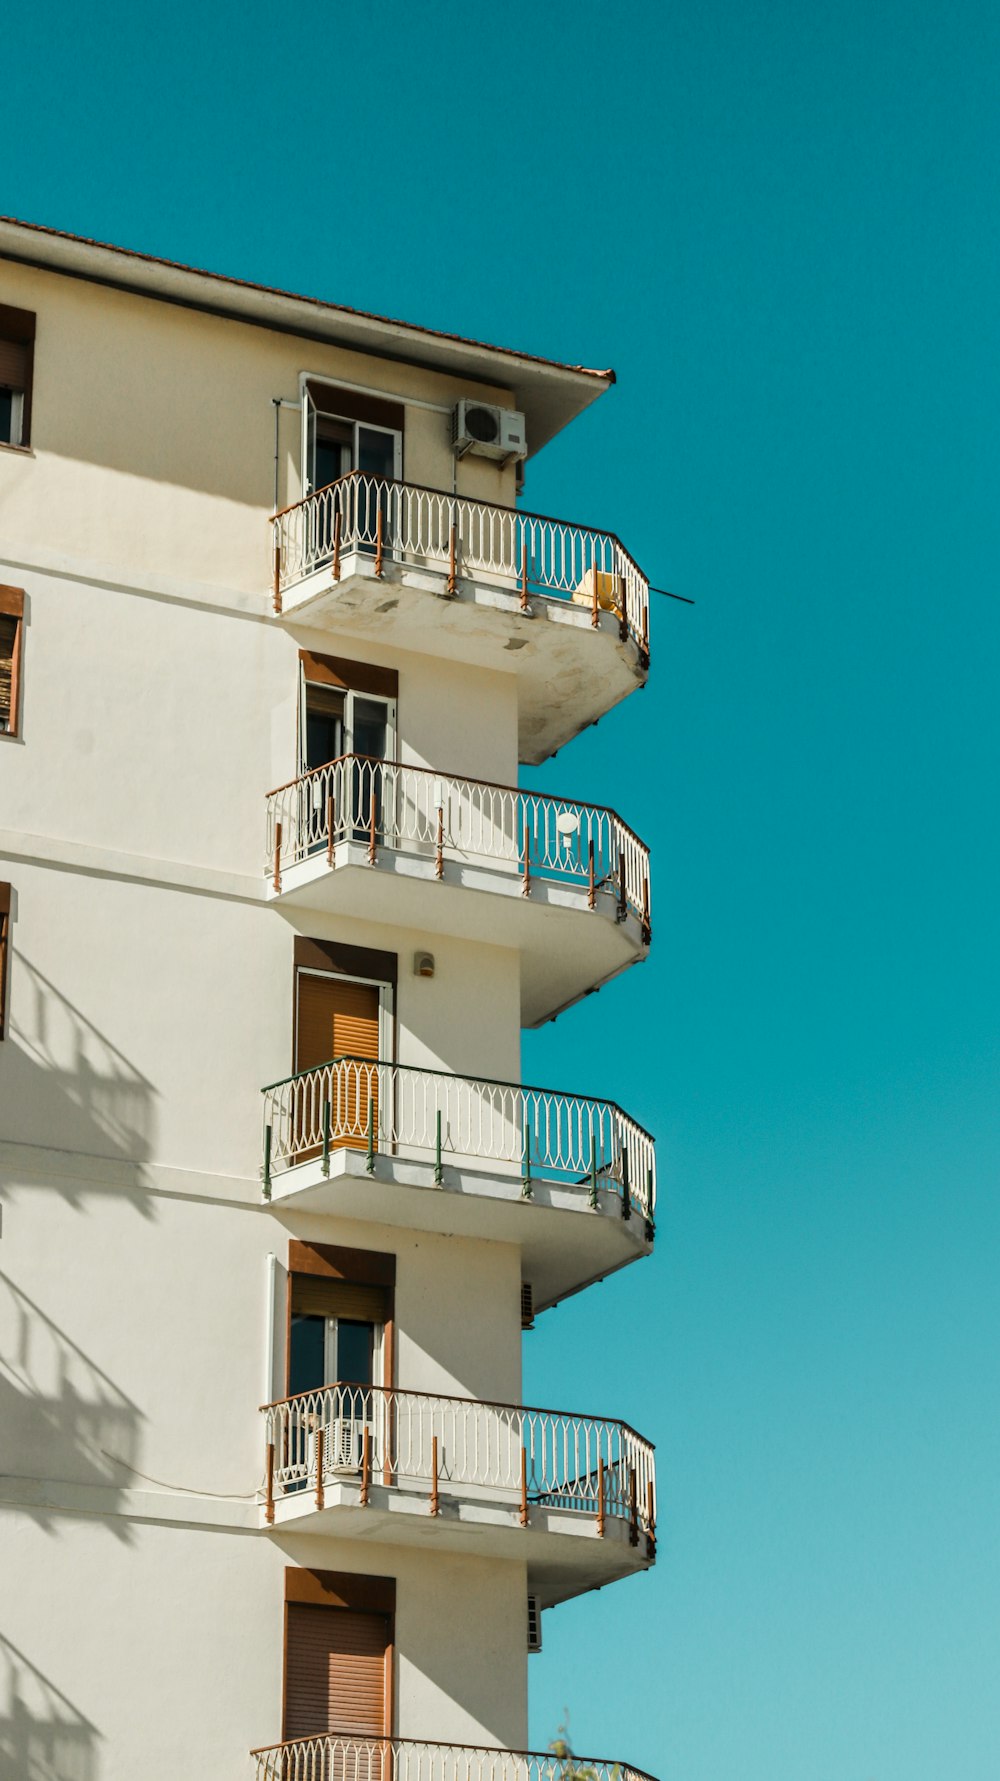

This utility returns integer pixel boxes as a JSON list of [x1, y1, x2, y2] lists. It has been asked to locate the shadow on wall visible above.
[[4, 952, 157, 1196], [0, 1271, 144, 1525], [0, 1634, 101, 1780]]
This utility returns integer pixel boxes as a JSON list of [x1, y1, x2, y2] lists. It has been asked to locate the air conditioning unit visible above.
[[520, 1282, 535, 1331], [312, 1417, 365, 1476], [527, 1595, 543, 1654], [452, 401, 527, 464]]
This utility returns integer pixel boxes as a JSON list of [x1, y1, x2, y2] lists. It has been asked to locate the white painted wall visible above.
[[0, 259, 519, 600], [0, 1510, 528, 1776]]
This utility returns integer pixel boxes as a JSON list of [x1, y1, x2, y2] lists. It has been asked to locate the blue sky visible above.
[[6, 1, 1000, 1775]]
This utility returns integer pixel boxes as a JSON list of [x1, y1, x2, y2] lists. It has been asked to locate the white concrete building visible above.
[[0, 218, 658, 1781]]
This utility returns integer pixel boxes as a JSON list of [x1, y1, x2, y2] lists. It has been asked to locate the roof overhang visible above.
[[0, 216, 614, 457]]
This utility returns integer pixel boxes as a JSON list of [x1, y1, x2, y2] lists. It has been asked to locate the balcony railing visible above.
[[262, 1382, 656, 1547], [252, 1734, 658, 1781], [265, 755, 651, 937], [260, 1056, 656, 1227], [270, 471, 650, 657]]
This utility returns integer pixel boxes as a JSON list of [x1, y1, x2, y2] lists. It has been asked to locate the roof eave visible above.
[[0, 216, 614, 457]]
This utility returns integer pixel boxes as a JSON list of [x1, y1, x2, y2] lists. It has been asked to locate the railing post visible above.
[[597, 1455, 606, 1537], [646, 1479, 656, 1558], [521, 1114, 532, 1199], [435, 804, 444, 880], [588, 837, 596, 910], [520, 542, 529, 611], [617, 848, 627, 921], [321, 1100, 331, 1177], [272, 533, 282, 615], [265, 1439, 275, 1525], [628, 1464, 639, 1546], [434, 1108, 443, 1185], [375, 505, 384, 578], [521, 814, 531, 898], [621, 1143, 631, 1221], [619, 575, 629, 643], [332, 509, 341, 582], [326, 794, 335, 867], [262, 1124, 272, 1201], [589, 1129, 598, 1209], [272, 823, 282, 894], [430, 1435, 440, 1516], [519, 1445, 529, 1527], [642, 871, 651, 944], [366, 1093, 376, 1174], [591, 567, 600, 628], [361, 1426, 371, 1507], [448, 520, 457, 596], [368, 794, 377, 866], [315, 1426, 325, 1511]]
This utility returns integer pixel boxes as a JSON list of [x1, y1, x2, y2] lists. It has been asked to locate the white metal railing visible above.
[[261, 1057, 656, 1225], [261, 1383, 656, 1544], [270, 471, 650, 655], [251, 1734, 658, 1781], [265, 755, 651, 935]]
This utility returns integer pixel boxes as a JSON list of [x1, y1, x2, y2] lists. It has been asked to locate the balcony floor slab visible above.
[[278, 552, 648, 765], [268, 842, 648, 1027], [265, 1477, 654, 1608], [265, 1147, 652, 1311]]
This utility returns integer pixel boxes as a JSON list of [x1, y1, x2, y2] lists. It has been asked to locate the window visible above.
[[0, 305, 35, 449], [0, 883, 10, 1040], [0, 586, 24, 737]]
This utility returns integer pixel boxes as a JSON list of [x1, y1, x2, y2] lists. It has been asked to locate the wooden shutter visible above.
[[0, 340, 27, 390], [297, 975, 380, 1072], [285, 1603, 389, 1739], [0, 618, 17, 732], [296, 974, 381, 1155], [291, 1277, 389, 1322]]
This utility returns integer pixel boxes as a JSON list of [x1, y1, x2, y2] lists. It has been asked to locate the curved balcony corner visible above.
[[269, 474, 651, 763], [252, 1735, 659, 1781], [261, 1383, 656, 1605], [261, 1058, 656, 1309], [264, 758, 651, 1027]]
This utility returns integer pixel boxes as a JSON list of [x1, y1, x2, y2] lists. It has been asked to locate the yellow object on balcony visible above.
[[572, 567, 623, 616]]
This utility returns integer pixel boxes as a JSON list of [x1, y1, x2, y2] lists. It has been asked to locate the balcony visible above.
[[262, 1383, 655, 1605], [252, 1735, 657, 1781], [261, 1058, 655, 1309], [265, 758, 651, 1027], [270, 474, 651, 763]]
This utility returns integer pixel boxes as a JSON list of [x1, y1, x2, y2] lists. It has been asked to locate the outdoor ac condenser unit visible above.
[[452, 400, 527, 464], [527, 1595, 543, 1654]]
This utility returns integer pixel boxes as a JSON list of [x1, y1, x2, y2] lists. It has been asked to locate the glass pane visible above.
[[314, 417, 352, 490], [357, 427, 396, 478], [288, 1314, 326, 1396], [351, 698, 388, 760], [305, 686, 345, 772], [0, 390, 13, 446], [336, 1319, 375, 1387]]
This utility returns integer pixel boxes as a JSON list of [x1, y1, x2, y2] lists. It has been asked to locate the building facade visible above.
[[0, 218, 658, 1781]]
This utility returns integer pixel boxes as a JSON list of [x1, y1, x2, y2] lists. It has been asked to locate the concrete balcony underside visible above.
[[265, 1477, 653, 1608], [280, 551, 647, 765], [268, 841, 649, 1027], [264, 1147, 652, 1311]]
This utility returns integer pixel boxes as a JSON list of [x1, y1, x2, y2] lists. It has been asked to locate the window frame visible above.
[[0, 586, 25, 739], [0, 304, 36, 451]]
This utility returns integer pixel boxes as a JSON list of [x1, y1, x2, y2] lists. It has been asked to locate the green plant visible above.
[[547, 1719, 620, 1781]]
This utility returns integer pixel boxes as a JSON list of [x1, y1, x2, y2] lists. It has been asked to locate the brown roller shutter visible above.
[[291, 1277, 389, 1322], [0, 619, 17, 731], [0, 340, 27, 390], [284, 1603, 389, 1740], [296, 975, 381, 1154]]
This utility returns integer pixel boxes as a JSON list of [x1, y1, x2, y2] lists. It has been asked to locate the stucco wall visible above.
[[0, 259, 520, 601], [0, 1510, 529, 1774]]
